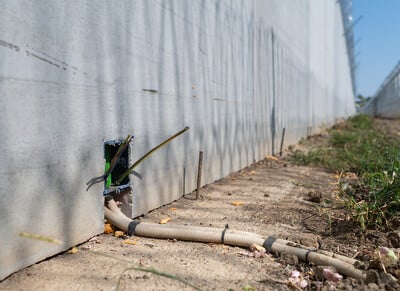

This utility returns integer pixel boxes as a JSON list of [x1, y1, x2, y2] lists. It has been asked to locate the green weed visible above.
[[290, 148, 328, 166], [289, 115, 400, 230]]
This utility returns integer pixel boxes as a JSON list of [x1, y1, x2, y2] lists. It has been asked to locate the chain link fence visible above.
[[363, 61, 400, 118]]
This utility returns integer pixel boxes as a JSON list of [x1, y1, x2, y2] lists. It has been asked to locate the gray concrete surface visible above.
[[0, 0, 355, 280]]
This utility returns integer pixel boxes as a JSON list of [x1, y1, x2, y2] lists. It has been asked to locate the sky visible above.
[[352, 0, 400, 97]]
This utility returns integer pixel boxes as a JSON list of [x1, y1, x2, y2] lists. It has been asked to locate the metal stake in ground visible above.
[[196, 151, 203, 200], [308, 126, 313, 138], [183, 167, 186, 197], [279, 128, 286, 157]]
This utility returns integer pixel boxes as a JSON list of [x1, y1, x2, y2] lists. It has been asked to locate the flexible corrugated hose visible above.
[[104, 198, 366, 281]]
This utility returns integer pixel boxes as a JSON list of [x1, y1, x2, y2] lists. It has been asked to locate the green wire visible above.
[[105, 134, 132, 185], [104, 162, 112, 187]]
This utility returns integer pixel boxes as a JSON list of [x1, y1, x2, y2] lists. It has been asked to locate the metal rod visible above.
[[271, 28, 276, 156], [279, 128, 286, 157], [183, 167, 186, 197], [306, 126, 312, 139], [196, 151, 203, 200]]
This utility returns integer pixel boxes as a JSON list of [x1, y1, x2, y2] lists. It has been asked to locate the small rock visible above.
[[388, 232, 400, 248], [366, 283, 380, 291], [347, 277, 360, 287], [376, 235, 389, 247], [306, 191, 322, 203], [314, 265, 337, 281], [360, 254, 371, 261], [393, 268, 400, 280], [280, 252, 299, 265], [298, 234, 320, 249], [380, 273, 400, 291], [354, 260, 368, 270], [365, 270, 381, 285], [322, 268, 342, 282]]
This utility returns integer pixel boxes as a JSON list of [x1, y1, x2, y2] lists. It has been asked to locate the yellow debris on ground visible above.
[[159, 217, 171, 224], [68, 247, 78, 254], [104, 223, 113, 234], [114, 231, 125, 238]]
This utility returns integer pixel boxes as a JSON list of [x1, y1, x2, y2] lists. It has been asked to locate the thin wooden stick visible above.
[[115, 266, 202, 291], [279, 128, 286, 156], [196, 151, 203, 200], [115, 127, 189, 185], [92, 251, 201, 291]]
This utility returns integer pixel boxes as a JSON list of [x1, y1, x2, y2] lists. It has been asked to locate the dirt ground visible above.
[[1, 119, 400, 291]]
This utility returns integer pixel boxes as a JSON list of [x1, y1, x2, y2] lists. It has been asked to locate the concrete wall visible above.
[[0, 0, 355, 280], [363, 61, 400, 118]]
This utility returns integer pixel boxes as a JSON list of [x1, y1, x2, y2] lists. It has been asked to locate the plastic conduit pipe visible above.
[[104, 199, 366, 281]]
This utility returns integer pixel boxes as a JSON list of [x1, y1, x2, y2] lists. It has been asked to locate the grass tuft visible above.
[[289, 115, 400, 230]]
